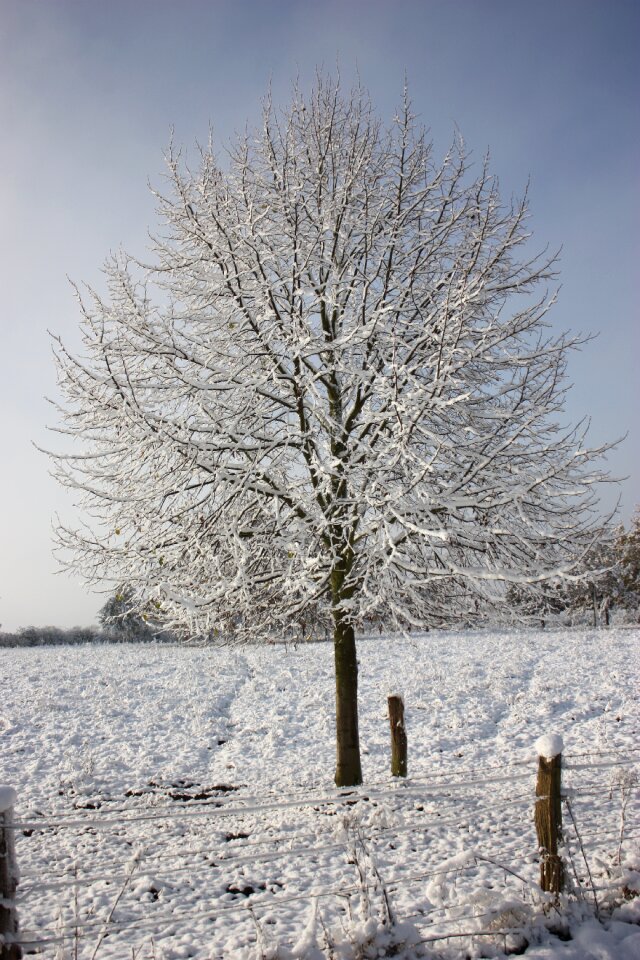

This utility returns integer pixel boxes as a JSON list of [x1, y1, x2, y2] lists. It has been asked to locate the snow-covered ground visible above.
[[1, 628, 639, 959]]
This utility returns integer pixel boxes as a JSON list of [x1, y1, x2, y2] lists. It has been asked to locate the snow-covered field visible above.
[[1, 628, 639, 959]]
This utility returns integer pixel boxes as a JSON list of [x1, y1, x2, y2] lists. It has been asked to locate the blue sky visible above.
[[1, 0, 638, 630]]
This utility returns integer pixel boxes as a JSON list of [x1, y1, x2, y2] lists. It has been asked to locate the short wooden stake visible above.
[[0, 787, 21, 960], [534, 749, 564, 895], [388, 695, 407, 778]]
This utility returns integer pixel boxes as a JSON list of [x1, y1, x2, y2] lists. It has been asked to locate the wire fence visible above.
[[15, 745, 640, 825], [3, 747, 639, 959], [11, 753, 638, 835]]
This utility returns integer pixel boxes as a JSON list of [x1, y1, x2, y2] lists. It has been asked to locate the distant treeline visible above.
[[0, 625, 178, 648]]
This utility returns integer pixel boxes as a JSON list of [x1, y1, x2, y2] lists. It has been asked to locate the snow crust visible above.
[[535, 733, 564, 759]]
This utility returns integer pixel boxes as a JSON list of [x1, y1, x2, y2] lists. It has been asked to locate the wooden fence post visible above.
[[534, 735, 564, 895], [388, 694, 407, 778], [0, 787, 21, 960]]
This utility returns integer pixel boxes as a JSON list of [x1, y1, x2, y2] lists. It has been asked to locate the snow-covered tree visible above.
[[98, 587, 161, 641], [504, 579, 569, 626], [555, 511, 640, 626], [562, 531, 622, 626], [48, 76, 614, 785], [616, 506, 640, 613]]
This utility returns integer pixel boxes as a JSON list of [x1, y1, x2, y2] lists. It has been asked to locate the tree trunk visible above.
[[333, 616, 363, 786]]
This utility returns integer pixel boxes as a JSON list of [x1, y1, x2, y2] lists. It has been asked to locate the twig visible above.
[[248, 905, 271, 959], [473, 855, 541, 894], [89, 849, 142, 960], [564, 797, 599, 916], [609, 767, 638, 865], [418, 926, 530, 944], [74, 861, 79, 960], [562, 830, 587, 904]]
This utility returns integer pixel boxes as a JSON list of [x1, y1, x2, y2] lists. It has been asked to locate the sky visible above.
[[0, 0, 638, 631]]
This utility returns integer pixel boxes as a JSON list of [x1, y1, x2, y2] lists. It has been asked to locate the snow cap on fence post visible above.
[[534, 733, 564, 760]]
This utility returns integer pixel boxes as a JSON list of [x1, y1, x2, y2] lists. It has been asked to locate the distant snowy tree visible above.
[[616, 506, 640, 613], [505, 580, 569, 626], [562, 532, 622, 626], [48, 75, 614, 785], [98, 587, 158, 641], [560, 511, 640, 626], [5, 625, 109, 646], [16, 625, 66, 646]]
